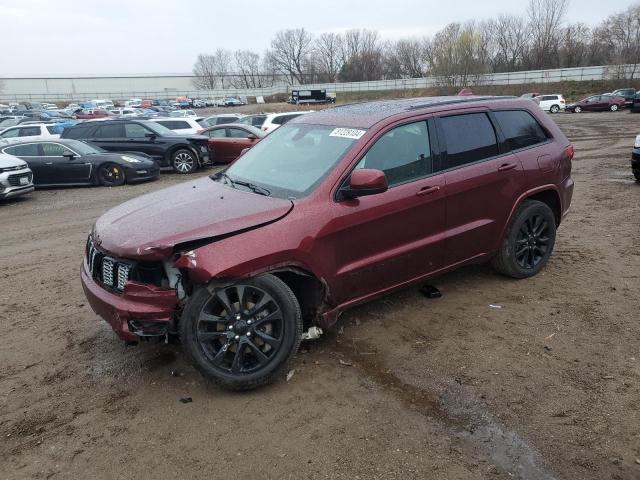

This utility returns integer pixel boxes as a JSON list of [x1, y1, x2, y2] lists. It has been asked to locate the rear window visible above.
[[493, 110, 548, 151], [439, 113, 499, 168], [273, 114, 301, 126]]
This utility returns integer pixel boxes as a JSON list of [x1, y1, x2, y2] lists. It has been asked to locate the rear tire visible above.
[[97, 163, 126, 186], [610, 104, 619, 112], [574, 106, 582, 113], [180, 274, 302, 390], [491, 200, 556, 279], [549, 105, 560, 113], [171, 149, 197, 174]]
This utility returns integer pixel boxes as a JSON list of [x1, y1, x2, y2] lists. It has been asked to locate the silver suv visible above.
[[0, 152, 34, 199]]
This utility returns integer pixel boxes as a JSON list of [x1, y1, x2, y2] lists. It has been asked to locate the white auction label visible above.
[[329, 128, 366, 139]]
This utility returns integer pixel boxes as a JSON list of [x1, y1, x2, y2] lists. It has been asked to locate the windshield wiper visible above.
[[212, 172, 270, 196]]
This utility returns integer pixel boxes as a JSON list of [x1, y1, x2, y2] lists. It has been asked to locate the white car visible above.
[[109, 108, 138, 117], [0, 123, 62, 140], [151, 117, 206, 135], [203, 113, 245, 127], [0, 152, 34, 200], [534, 94, 566, 113], [169, 110, 197, 118], [261, 111, 314, 133]]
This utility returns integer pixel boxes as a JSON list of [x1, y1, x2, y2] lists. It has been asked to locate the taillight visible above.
[[566, 145, 574, 161], [560, 99, 565, 103]]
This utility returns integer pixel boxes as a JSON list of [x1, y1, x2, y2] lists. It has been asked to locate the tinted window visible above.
[[273, 114, 301, 126], [19, 127, 41, 137], [41, 143, 67, 156], [94, 124, 124, 138], [541, 95, 557, 101], [208, 128, 226, 138], [156, 120, 188, 130], [124, 123, 150, 138], [4, 143, 40, 156], [0, 128, 20, 138], [228, 128, 249, 138], [493, 110, 548, 151], [439, 113, 498, 168], [63, 125, 93, 139], [356, 121, 432, 186], [216, 117, 238, 125]]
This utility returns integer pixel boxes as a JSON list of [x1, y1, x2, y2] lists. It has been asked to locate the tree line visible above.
[[193, 0, 640, 89]]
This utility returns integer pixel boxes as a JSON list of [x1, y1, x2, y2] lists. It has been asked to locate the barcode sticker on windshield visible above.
[[329, 128, 366, 140]]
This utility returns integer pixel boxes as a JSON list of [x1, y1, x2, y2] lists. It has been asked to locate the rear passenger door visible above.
[[436, 111, 524, 266], [92, 123, 125, 152]]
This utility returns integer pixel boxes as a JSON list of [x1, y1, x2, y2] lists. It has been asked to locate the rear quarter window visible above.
[[493, 110, 549, 151]]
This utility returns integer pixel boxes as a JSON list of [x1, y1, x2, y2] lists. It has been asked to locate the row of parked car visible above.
[[0, 109, 312, 199], [522, 88, 638, 114]]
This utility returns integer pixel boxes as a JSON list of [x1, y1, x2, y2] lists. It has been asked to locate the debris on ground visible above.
[[419, 285, 442, 298], [286, 370, 295, 382], [179, 397, 193, 404], [339, 359, 353, 367], [489, 304, 503, 309]]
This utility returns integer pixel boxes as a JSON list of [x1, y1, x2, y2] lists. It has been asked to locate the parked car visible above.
[[203, 113, 245, 127], [192, 100, 206, 108], [223, 97, 245, 107], [109, 108, 138, 117], [566, 95, 626, 113], [0, 123, 62, 140], [632, 135, 640, 182], [520, 92, 541, 99], [197, 124, 265, 163], [169, 110, 197, 118], [61, 119, 210, 174], [534, 94, 566, 113], [81, 95, 574, 390], [610, 88, 636, 106], [75, 109, 113, 120], [261, 111, 313, 133], [0, 139, 159, 187], [151, 117, 206, 135], [235, 114, 268, 129], [0, 152, 34, 199]]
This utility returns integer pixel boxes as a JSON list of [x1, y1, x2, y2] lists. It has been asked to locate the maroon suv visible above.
[[82, 96, 574, 389]]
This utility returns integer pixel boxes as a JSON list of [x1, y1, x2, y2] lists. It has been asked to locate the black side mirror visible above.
[[145, 132, 157, 139], [63, 151, 75, 160]]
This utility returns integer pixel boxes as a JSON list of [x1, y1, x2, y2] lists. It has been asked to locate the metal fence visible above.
[[1, 64, 638, 104]]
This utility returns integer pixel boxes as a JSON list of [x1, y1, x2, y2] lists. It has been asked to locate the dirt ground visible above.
[[1, 111, 639, 480]]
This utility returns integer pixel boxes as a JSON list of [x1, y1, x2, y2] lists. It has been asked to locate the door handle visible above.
[[45, 162, 53, 165], [497, 163, 518, 172], [416, 185, 440, 196]]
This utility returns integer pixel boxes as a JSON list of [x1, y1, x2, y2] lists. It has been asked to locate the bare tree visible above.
[[527, 0, 569, 69], [314, 32, 343, 82], [212, 49, 232, 88], [488, 14, 530, 72], [598, 4, 640, 77], [192, 54, 218, 90], [233, 50, 264, 88], [558, 23, 591, 67], [386, 38, 429, 78], [266, 28, 314, 84]]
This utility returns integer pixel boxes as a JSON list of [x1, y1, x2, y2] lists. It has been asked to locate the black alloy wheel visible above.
[[98, 163, 126, 186], [181, 274, 302, 390], [514, 214, 551, 269]]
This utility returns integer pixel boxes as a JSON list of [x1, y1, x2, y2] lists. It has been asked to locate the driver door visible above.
[[321, 119, 447, 305]]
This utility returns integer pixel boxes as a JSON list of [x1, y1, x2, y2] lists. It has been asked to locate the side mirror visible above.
[[145, 132, 157, 139], [341, 168, 388, 199], [63, 151, 75, 160], [247, 133, 257, 140]]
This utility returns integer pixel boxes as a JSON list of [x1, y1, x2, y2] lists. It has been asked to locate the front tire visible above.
[[180, 274, 302, 390], [171, 149, 197, 174], [491, 200, 556, 279], [610, 104, 619, 112], [574, 106, 582, 113], [97, 163, 126, 186]]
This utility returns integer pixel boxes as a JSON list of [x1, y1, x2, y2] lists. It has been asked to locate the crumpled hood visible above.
[[94, 177, 293, 260]]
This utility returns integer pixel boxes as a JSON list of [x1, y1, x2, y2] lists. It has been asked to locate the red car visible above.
[[74, 109, 113, 119], [82, 96, 574, 389], [566, 94, 626, 113], [197, 124, 265, 163]]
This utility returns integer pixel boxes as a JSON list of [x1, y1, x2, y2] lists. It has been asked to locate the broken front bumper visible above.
[[81, 262, 179, 343]]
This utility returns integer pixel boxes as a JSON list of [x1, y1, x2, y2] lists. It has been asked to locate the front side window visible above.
[[41, 143, 67, 156], [356, 121, 432, 186], [208, 128, 226, 138], [224, 124, 359, 198], [439, 113, 498, 168], [493, 110, 548, 151], [124, 123, 150, 138]]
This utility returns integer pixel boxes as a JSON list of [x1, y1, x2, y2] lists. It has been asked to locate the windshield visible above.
[[222, 124, 361, 199]]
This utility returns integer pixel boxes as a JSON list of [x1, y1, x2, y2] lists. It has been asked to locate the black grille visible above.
[[86, 236, 134, 292], [7, 172, 33, 187]]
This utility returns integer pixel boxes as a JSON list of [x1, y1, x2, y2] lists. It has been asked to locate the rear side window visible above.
[[19, 127, 41, 137], [208, 129, 226, 138], [4, 143, 40, 156], [439, 113, 498, 168], [356, 121, 432, 186], [541, 95, 557, 101], [493, 110, 548, 151], [156, 120, 188, 130], [216, 117, 238, 125], [228, 128, 249, 138], [94, 124, 124, 138]]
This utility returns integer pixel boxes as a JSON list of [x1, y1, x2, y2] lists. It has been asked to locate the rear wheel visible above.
[[574, 106, 582, 113], [549, 104, 560, 113], [97, 163, 126, 186], [171, 149, 197, 174], [610, 104, 619, 112], [491, 200, 556, 279], [180, 274, 302, 390]]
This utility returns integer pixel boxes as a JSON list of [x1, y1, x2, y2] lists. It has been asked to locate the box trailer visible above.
[[289, 89, 335, 105]]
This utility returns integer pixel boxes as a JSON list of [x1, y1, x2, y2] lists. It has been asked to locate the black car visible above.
[[611, 88, 636, 107], [61, 119, 211, 174], [0, 139, 159, 187], [632, 137, 640, 182]]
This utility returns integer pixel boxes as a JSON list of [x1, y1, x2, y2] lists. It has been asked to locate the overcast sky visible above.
[[0, 0, 635, 76]]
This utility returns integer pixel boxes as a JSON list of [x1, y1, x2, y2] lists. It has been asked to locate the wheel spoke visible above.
[[231, 342, 246, 373], [234, 285, 247, 311], [254, 329, 281, 348], [216, 288, 234, 316], [198, 331, 228, 342], [515, 245, 528, 257], [252, 309, 282, 328], [211, 344, 228, 366], [245, 340, 270, 366], [199, 312, 225, 324], [248, 293, 272, 316]]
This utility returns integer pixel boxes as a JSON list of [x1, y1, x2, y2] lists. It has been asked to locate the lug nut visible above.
[[236, 314, 241, 320], [234, 335, 240, 340], [247, 320, 252, 325], [246, 332, 251, 337], [228, 325, 233, 330]]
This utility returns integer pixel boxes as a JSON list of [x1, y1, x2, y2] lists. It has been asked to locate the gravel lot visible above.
[[1, 112, 639, 480]]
